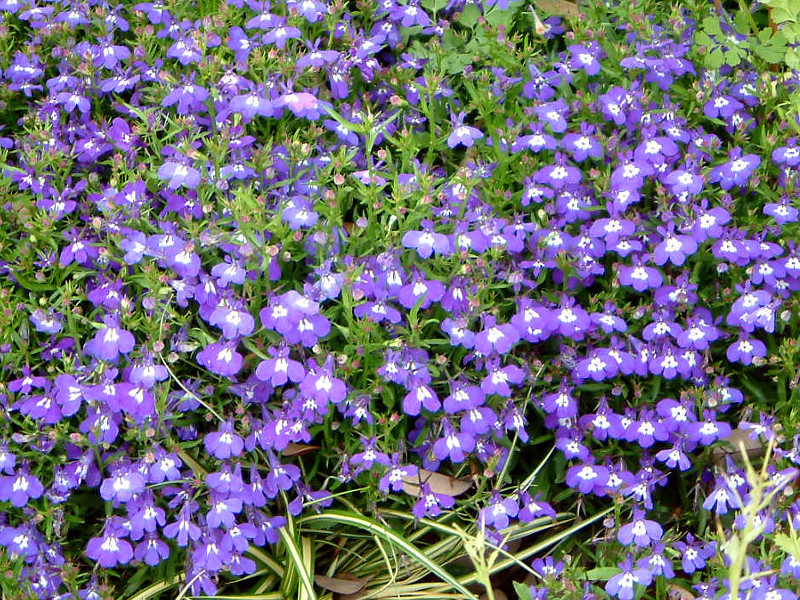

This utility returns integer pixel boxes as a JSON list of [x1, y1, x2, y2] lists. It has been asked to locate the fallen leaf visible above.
[[402, 468, 473, 498], [668, 583, 696, 600], [712, 429, 765, 464], [314, 574, 365, 595], [282, 443, 321, 457], [536, 0, 580, 17]]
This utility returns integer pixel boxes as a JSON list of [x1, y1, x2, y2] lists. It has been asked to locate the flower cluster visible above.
[[0, 0, 799, 597]]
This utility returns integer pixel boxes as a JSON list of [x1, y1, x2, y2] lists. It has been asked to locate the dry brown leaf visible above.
[[668, 583, 696, 600], [314, 574, 365, 595], [402, 468, 473, 498], [282, 443, 321, 457], [536, 0, 580, 17], [712, 429, 765, 464]]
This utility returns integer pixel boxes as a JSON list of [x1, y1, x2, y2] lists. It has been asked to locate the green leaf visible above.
[[770, 6, 798, 24], [775, 532, 800, 561], [787, 49, 800, 69], [705, 48, 727, 69], [694, 31, 714, 47], [513, 581, 534, 600], [457, 4, 480, 27], [725, 49, 742, 67], [702, 15, 723, 36], [421, 0, 447, 13]]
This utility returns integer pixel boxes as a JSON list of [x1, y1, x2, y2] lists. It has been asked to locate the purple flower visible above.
[[726, 334, 767, 366], [100, 462, 146, 503], [87, 314, 135, 361], [433, 420, 475, 463], [534, 153, 581, 189], [605, 555, 652, 600], [566, 462, 609, 494], [618, 257, 663, 292], [0, 463, 44, 507], [204, 421, 245, 460], [402, 220, 451, 258], [447, 111, 484, 148], [674, 534, 714, 574], [157, 160, 201, 190], [277, 92, 331, 121], [256, 345, 305, 386], [764, 196, 799, 224], [29, 308, 62, 334], [479, 492, 519, 530], [299, 357, 347, 406], [163, 502, 202, 547], [653, 227, 697, 266], [569, 43, 602, 76], [617, 508, 663, 547], [412, 482, 455, 518], [403, 381, 440, 416], [710, 149, 761, 190], [197, 341, 243, 376], [474, 315, 520, 356], [87, 517, 133, 568]]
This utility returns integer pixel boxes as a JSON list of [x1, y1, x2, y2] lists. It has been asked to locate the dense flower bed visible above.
[[1, 0, 800, 598]]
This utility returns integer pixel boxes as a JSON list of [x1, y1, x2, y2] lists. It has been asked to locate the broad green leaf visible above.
[[457, 4, 480, 27], [705, 48, 726, 69], [702, 16, 723, 36], [513, 581, 535, 600], [775, 532, 800, 560], [694, 31, 714, 47]]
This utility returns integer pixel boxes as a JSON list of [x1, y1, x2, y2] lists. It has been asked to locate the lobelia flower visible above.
[[209, 299, 255, 339], [0, 462, 44, 507], [197, 341, 244, 377], [256, 345, 305, 386], [618, 255, 663, 292], [617, 507, 663, 547], [205, 421, 245, 460], [402, 219, 451, 258], [534, 152, 581, 189], [474, 314, 520, 356], [163, 501, 202, 547], [447, 112, 483, 149], [726, 333, 767, 366], [566, 461, 609, 494], [412, 482, 455, 518], [481, 357, 525, 397], [511, 123, 558, 154], [403, 377, 441, 416], [158, 159, 201, 190], [605, 555, 652, 600], [433, 419, 475, 463], [568, 43, 602, 76], [86, 517, 133, 568], [86, 314, 136, 361], [710, 148, 761, 190], [277, 91, 332, 121], [99, 461, 146, 503], [479, 492, 519, 530], [674, 534, 714, 574], [299, 356, 347, 407]]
